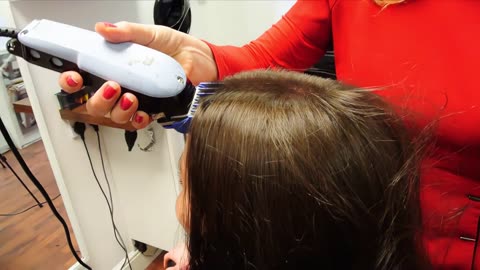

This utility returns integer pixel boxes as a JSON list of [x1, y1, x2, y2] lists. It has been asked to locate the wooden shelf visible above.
[[59, 105, 136, 131], [12, 97, 33, 114], [12, 98, 135, 131]]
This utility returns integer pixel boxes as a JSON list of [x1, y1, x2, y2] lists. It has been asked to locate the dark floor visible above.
[[0, 140, 79, 270]]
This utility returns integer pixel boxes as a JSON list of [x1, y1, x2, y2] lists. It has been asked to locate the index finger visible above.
[[94, 22, 181, 55]]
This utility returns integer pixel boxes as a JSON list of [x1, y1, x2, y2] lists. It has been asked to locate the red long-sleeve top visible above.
[[206, 0, 480, 269]]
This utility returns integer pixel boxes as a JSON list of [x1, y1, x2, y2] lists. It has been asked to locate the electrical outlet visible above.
[[133, 240, 158, 256]]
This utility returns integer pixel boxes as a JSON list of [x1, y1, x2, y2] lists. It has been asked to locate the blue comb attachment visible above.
[[163, 82, 222, 133], [164, 118, 191, 134]]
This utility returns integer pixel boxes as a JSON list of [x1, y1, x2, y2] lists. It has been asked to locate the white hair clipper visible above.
[[6, 19, 197, 126]]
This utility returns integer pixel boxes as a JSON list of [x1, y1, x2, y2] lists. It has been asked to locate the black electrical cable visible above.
[[0, 117, 92, 270], [0, 194, 61, 217], [84, 129, 132, 270], [75, 123, 132, 270], [1, 27, 130, 270], [1, 153, 43, 207], [91, 125, 113, 212], [93, 125, 133, 270]]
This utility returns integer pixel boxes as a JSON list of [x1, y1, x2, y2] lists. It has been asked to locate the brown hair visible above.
[[184, 70, 430, 269]]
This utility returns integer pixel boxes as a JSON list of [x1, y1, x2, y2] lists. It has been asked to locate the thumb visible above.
[[95, 21, 182, 55]]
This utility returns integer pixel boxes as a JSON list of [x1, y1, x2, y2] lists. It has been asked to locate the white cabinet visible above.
[[8, 2, 184, 269]]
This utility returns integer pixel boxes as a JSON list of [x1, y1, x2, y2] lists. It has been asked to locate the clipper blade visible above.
[[165, 81, 222, 133], [187, 82, 223, 117]]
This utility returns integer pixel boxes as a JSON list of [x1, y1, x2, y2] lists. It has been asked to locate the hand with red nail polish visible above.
[[103, 22, 117, 28], [120, 96, 133, 111], [135, 114, 143, 124], [103, 85, 117, 100], [107, 93, 138, 124], [66, 75, 78, 87], [57, 20, 218, 130]]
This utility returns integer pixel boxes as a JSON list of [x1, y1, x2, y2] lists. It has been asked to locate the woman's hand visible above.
[[58, 21, 218, 129], [163, 242, 189, 270]]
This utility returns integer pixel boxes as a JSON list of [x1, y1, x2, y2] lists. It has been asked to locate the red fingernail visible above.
[[103, 85, 117, 100], [120, 96, 133, 110], [66, 75, 78, 87], [135, 114, 143, 123], [103, 22, 117, 28]]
